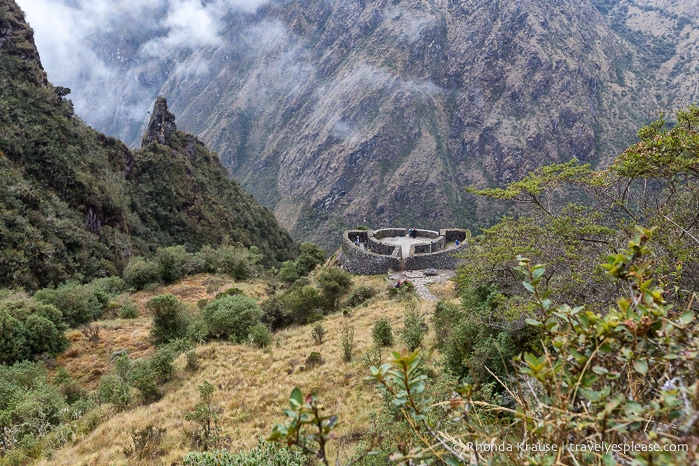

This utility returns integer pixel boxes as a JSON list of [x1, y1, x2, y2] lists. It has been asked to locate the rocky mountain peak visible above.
[[141, 96, 177, 147], [0, 0, 47, 87]]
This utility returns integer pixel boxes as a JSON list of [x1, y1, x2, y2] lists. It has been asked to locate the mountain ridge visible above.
[[0, 0, 297, 289]]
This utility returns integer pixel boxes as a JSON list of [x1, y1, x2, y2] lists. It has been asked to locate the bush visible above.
[[97, 375, 131, 411], [146, 294, 190, 345], [400, 303, 425, 351], [130, 359, 160, 403], [87, 276, 127, 296], [260, 295, 294, 331], [372, 317, 394, 347], [248, 323, 272, 348], [431, 300, 464, 347], [0, 311, 30, 365], [341, 322, 355, 362], [345, 285, 376, 308], [149, 346, 177, 382], [317, 269, 352, 312], [156, 245, 191, 284], [123, 257, 160, 290], [305, 351, 324, 368], [118, 299, 139, 319], [185, 381, 222, 451], [283, 285, 324, 325], [214, 288, 243, 300], [182, 440, 306, 466], [199, 246, 262, 280], [201, 296, 262, 343], [33, 282, 102, 327], [311, 322, 326, 345], [387, 280, 415, 301], [278, 243, 325, 283]]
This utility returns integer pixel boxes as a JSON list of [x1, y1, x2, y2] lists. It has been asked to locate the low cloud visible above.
[[16, 0, 271, 143]]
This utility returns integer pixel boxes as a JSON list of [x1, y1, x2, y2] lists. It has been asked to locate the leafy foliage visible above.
[[146, 294, 190, 345], [345, 285, 377, 308], [268, 388, 340, 466], [311, 322, 326, 345], [182, 440, 305, 466], [371, 317, 394, 347], [340, 321, 355, 362], [317, 268, 352, 312], [400, 303, 426, 352], [201, 295, 262, 343], [185, 381, 224, 452]]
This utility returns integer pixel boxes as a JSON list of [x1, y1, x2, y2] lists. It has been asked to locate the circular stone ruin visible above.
[[339, 228, 470, 274]]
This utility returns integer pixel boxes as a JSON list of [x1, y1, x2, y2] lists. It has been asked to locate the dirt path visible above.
[[389, 269, 456, 301]]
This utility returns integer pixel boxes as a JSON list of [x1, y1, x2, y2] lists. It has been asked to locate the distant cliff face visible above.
[[19, 0, 699, 247], [0, 0, 297, 289]]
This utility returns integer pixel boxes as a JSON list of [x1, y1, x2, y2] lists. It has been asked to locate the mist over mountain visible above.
[[17, 0, 699, 247], [0, 0, 296, 289]]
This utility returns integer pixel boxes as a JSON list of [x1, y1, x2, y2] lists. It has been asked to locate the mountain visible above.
[[16, 0, 699, 247], [0, 0, 297, 290]]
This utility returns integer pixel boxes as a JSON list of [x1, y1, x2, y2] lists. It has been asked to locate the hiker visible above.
[[455, 239, 460, 246], [355, 236, 360, 246]]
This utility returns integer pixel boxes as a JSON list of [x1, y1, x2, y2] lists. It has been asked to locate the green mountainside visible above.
[[0, 1, 297, 290], [42, 0, 696, 248]]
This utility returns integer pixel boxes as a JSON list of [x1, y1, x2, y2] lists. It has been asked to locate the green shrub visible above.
[[119, 299, 139, 319], [185, 380, 222, 451], [87, 276, 127, 296], [214, 288, 243, 300], [317, 268, 353, 312], [146, 294, 190, 345], [260, 295, 294, 330], [400, 303, 425, 351], [431, 300, 464, 347], [387, 280, 416, 301], [0, 311, 30, 365], [311, 322, 326, 345], [199, 246, 262, 280], [345, 285, 376, 308], [305, 351, 324, 368], [149, 346, 177, 383], [33, 282, 102, 327], [248, 323, 272, 348], [97, 375, 131, 411], [283, 285, 324, 325], [130, 359, 160, 403], [201, 296, 262, 343], [341, 322, 355, 362], [278, 243, 325, 283], [156, 245, 191, 284], [25, 314, 69, 355], [372, 317, 394, 347], [123, 257, 160, 290], [182, 440, 305, 465]]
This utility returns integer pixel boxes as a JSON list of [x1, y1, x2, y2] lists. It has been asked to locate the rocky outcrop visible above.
[[0, 0, 47, 87], [141, 96, 177, 147]]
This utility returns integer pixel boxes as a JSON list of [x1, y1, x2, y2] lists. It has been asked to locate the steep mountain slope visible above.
[[0, 0, 296, 290], [16, 0, 699, 247], [162, 0, 664, 243]]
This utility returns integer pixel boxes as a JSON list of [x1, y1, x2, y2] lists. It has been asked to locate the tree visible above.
[[146, 294, 190, 345], [317, 269, 352, 312]]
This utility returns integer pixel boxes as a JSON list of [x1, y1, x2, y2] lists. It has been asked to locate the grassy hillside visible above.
[[29, 273, 454, 465]]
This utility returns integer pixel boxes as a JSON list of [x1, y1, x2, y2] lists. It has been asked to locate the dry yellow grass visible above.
[[39, 274, 440, 465]]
